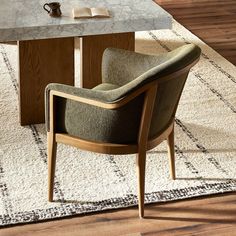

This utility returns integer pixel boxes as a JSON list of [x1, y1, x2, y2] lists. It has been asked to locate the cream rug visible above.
[[0, 20, 236, 226]]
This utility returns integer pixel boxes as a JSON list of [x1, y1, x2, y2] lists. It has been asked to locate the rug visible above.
[[0, 20, 236, 226]]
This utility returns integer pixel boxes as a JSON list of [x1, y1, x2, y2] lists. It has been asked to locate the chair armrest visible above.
[[45, 83, 117, 132], [46, 83, 113, 106], [45, 81, 157, 132]]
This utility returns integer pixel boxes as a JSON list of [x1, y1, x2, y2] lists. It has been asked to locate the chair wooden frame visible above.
[[47, 58, 199, 218]]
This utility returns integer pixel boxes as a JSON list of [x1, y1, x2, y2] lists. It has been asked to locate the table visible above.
[[0, 0, 172, 125]]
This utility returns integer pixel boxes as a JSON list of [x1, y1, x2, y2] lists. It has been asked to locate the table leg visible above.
[[80, 32, 135, 88], [18, 37, 74, 125]]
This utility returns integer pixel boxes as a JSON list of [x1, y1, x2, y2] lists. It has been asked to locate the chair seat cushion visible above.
[[93, 83, 120, 91]]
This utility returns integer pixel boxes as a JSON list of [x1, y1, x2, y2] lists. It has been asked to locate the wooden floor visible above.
[[156, 0, 236, 65], [1, 192, 236, 236], [1, 1, 236, 235]]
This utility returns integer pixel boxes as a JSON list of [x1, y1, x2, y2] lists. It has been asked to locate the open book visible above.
[[72, 7, 110, 19]]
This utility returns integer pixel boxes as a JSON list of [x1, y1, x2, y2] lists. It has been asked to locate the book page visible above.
[[73, 7, 92, 18], [91, 8, 109, 17]]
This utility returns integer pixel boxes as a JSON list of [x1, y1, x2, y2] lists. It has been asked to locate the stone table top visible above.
[[0, 0, 172, 42]]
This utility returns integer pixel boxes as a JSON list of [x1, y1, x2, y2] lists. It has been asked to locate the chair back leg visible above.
[[136, 151, 146, 218], [48, 132, 57, 201], [167, 126, 176, 180]]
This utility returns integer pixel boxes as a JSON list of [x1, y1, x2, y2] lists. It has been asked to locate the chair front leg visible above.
[[167, 126, 176, 180], [136, 151, 146, 218], [48, 132, 57, 202]]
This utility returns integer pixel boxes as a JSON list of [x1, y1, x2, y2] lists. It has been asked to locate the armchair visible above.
[[45, 43, 201, 218]]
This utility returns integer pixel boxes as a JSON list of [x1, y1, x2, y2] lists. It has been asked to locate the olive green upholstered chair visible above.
[[45, 43, 201, 218]]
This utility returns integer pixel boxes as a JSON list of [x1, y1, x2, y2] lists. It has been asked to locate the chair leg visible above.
[[136, 151, 146, 218], [167, 127, 176, 180], [48, 132, 57, 202]]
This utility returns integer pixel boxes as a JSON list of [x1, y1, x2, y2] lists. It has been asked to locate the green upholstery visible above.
[[45, 44, 201, 143]]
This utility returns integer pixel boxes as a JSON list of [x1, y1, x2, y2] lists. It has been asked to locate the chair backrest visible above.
[[147, 44, 201, 139], [101, 44, 201, 144]]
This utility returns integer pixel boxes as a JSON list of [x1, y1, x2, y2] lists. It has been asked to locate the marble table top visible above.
[[0, 0, 172, 42]]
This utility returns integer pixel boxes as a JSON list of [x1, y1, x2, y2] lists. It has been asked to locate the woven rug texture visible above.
[[0, 20, 236, 226]]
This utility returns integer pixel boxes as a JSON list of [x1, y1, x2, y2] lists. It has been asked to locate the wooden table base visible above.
[[18, 32, 135, 125], [18, 37, 75, 125]]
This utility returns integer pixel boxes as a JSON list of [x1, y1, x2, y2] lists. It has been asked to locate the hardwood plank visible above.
[[80, 32, 135, 88], [18, 37, 74, 125], [0, 192, 235, 236], [155, 0, 236, 65]]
